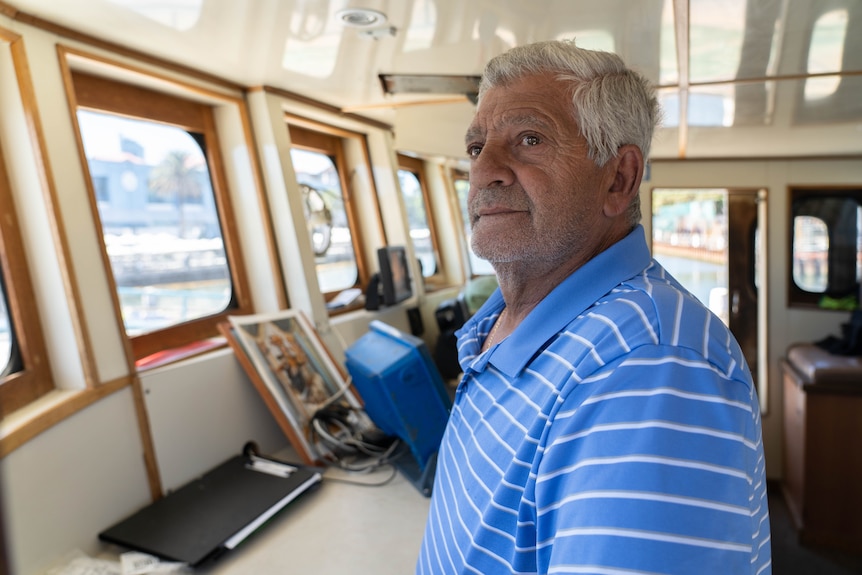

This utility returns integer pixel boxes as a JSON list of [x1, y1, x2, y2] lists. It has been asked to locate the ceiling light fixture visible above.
[[336, 8, 388, 28], [379, 74, 481, 102]]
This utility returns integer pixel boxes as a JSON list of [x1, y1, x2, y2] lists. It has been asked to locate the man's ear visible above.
[[603, 145, 644, 218]]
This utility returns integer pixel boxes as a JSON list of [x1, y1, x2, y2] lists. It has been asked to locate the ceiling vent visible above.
[[379, 74, 480, 104]]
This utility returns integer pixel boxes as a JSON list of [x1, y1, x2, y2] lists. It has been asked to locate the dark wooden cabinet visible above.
[[781, 353, 862, 554]]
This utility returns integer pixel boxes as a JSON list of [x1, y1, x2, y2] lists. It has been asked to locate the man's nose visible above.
[[470, 143, 515, 189]]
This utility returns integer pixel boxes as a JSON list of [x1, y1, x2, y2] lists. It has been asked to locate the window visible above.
[[0, 143, 53, 416], [453, 171, 494, 277], [288, 123, 370, 296], [0, 278, 11, 374], [72, 71, 252, 362], [793, 216, 829, 292], [397, 154, 440, 281], [652, 189, 729, 321], [790, 188, 862, 308]]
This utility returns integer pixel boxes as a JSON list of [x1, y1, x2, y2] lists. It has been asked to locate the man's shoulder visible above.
[[577, 263, 746, 367], [604, 262, 722, 333]]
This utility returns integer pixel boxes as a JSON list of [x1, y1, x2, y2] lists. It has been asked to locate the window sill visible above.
[[135, 337, 227, 371], [422, 280, 459, 293], [327, 301, 366, 316]]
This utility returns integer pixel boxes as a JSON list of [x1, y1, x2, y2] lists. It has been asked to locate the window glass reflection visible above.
[[805, 9, 847, 100], [659, 0, 678, 85], [793, 215, 829, 292], [108, 0, 201, 30], [282, 0, 342, 77], [0, 276, 11, 375], [454, 177, 494, 276], [290, 148, 358, 293], [689, 0, 746, 83], [397, 169, 437, 277], [404, 0, 436, 52]]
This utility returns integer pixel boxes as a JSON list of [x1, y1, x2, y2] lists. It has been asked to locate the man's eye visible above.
[[467, 145, 482, 157], [522, 135, 540, 146]]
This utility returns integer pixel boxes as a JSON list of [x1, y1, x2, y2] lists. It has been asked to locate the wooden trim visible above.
[[35, 42, 105, 389], [130, 374, 163, 501], [59, 45, 277, 350], [287, 123, 381, 296], [0, 25, 94, 419], [0, 138, 53, 416], [657, 68, 862, 91], [263, 85, 393, 132], [72, 70, 214, 129], [200, 100, 254, 312], [0, 2, 18, 18], [447, 168, 476, 279], [287, 119, 389, 260], [360, 132, 387, 248], [334, 139, 369, 290], [438, 162, 470, 282], [397, 153, 446, 285], [285, 113, 375, 141]]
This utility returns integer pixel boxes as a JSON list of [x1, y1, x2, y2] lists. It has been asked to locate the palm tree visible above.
[[148, 150, 202, 238]]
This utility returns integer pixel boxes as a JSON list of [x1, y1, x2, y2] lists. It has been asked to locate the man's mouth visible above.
[[476, 205, 525, 218]]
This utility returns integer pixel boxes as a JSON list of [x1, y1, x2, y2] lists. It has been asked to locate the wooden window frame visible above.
[[70, 71, 253, 362], [0, 141, 53, 417], [287, 123, 375, 299], [397, 153, 445, 287], [451, 168, 486, 279]]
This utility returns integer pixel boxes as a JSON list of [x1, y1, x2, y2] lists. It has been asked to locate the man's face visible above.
[[465, 71, 617, 268]]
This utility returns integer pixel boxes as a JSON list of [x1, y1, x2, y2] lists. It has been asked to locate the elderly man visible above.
[[416, 40, 771, 575]]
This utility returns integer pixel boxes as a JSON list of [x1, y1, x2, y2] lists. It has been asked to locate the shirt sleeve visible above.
[[531, 344, 770, 575]]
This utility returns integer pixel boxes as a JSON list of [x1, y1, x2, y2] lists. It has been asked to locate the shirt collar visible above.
[[465, 225, 652, 378]]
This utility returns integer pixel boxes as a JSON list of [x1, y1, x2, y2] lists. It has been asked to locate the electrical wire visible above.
[[323, 465, 399, 488], [307, 327, 406, 480], [309, 406, 402, 475], [315, 374, 352, 412]]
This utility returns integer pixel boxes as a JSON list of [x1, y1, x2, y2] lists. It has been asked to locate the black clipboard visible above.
[[99, 446, 322, 566]]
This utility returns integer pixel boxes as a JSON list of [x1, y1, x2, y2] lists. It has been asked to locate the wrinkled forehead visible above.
[[465, 109, 557, 143], [466, 78, 579, 142]]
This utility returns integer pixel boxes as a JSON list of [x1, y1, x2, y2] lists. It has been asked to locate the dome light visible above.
[[337, 8, 388, 28]]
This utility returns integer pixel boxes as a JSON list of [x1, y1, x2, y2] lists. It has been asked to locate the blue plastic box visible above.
[[345, 320, 452, 493]]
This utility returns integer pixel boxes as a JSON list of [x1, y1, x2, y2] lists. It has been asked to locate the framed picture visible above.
[[219, 309, 365, 465]]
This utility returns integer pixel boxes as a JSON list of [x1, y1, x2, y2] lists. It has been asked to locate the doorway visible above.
[[651, 188, 767, 409]]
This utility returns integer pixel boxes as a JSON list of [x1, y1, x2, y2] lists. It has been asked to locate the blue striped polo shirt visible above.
[[416, 226, 772, 575]]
